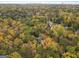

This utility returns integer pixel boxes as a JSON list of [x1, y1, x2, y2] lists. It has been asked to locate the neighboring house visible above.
[[75, 30, 79, 34], [0, 55, 8, 58]]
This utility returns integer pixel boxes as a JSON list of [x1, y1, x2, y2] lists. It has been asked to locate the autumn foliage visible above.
[[0, 4, 79, 58]]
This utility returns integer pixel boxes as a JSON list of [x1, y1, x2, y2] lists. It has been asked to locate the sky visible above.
[[0, 0, 79, 4]]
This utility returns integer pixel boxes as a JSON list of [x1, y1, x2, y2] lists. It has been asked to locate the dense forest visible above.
[[0, 4, 79, 58]]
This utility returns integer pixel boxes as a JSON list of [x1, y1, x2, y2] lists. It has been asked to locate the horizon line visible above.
[[0, 1, 79, 4]]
